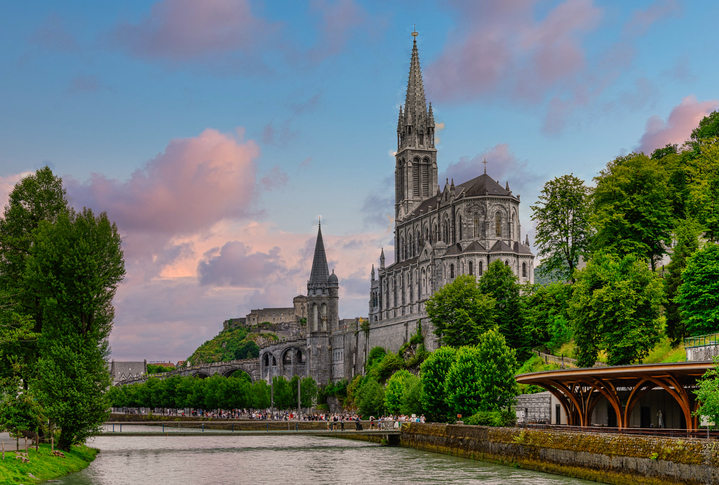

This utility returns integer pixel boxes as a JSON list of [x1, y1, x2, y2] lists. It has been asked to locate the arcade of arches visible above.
[[516, 362, 713, 430]]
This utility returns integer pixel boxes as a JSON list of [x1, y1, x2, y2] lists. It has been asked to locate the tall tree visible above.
[[569, 252, 663, 367], [425, 275, 495, 347], [478, 260, 528, 359], [420, 346, 457, 423], [591, 153, 673, 270], [523, 282, 573, 353], [676, 243, 719, 336], [664, 219, 702, 345], [530, 174, 591, 282], [27, 208, 125, 450], [686, 141, 719, 242]]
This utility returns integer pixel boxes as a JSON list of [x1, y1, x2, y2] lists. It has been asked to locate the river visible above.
[[54, 432, 596, 484]]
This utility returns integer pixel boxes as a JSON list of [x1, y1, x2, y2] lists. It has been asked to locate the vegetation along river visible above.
[[53, 432, 597, 485]]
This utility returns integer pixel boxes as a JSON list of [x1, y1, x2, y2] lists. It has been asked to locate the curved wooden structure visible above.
[[516, 362, 713, 430]]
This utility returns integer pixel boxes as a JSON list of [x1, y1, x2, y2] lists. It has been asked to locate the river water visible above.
[[54, 432, 595, 485]]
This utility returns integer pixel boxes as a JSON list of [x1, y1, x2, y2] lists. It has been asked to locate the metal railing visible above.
[[684, 332, 719, 349], [520, 423, 719, 440]]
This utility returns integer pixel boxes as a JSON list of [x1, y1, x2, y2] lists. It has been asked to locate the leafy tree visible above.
[[445, 329, 518, 419], [0, 388, 45, 439], [355, 378, 384, 417], [420, 346, 457, 423], [695, 357, 719, 429], [147, 364, 176, 374], [689, 110, 719, 151], [384, 370, 412, 415], [251, 380, 271, 409], [234, 340, 260, 360], [665, 219, 702, 344], [569, 252, 664, 367], [400, 374, 423, 416], [591, 153, 673, 270], [478, 261, 528, 359], [300, 377, 318, 408], [426, 274, 495, 347], [677, 243, 719, 336], [26, 207, 125, 450], [531, 174, 592, 282], [686, 141, 719, 242], [0, 167, 68, 386], [523, 282, 572, 353]]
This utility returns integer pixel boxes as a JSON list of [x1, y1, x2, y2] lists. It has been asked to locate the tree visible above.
[[300, 377, 318, 408], [444, 329, 518, 419], [531, 174, 592, 282], [695, 357, 719, 429], [686, 141, 719, 242], [425, 275, 495, 347], [523, 282, 572, 353], [400, 375, 423, 416], [355, 378, 384, 417], [664, 219, 702, 345], [420, 346, 457, 423], [569, 252, 664, 367], [0, 167, 68, 386], [478, 261, 528, 359], [591, 153, 673, 270], [689, 110, 719, 151], [26, 208, 125, 450], [677, 243, 719, 336], [384, 370, 412, 415], [251, 380, 270, 409]]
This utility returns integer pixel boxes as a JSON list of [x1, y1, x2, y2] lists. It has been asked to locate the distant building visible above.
[[109, 360, 147, 384]]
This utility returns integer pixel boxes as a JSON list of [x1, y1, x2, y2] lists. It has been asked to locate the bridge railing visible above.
[[116, 357, 259, 385]]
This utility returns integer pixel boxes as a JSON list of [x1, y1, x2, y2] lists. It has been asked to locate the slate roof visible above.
[[308, 222, 329, 287], [462, 240, 486, 253], [109, 361, 146, 383], [455, 173, 512, 197]]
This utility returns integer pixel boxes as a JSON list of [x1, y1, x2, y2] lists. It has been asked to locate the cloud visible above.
[[29, 13, 78, 52], [305, 0, 368, 64], [261, 120, 298, 148], [198, 242, 285, 287], [260, 165, 289, 190], [299, 157, 312, 170], [110, 0, 279, 67], [637, 96, 719, 154], [624, 0, 681, 36], [426, 0, 601, 104], [66, 75, 101, 94]]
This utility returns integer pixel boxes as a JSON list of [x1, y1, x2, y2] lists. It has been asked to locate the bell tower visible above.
[[395, 30, 438, 220]]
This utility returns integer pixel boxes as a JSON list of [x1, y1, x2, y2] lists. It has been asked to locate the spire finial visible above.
[[412, 25, 418, 40], [318, 215, 321, 228], [482, 158, 488, 174]]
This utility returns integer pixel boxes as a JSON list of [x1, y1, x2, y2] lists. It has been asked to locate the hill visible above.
[[186, 326, 276, 365]]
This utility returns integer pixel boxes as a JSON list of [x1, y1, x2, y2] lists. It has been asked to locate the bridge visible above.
[[117, 358, 260, 385]]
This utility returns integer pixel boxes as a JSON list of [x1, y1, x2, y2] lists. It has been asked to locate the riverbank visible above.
[[0, 444, 97, 484], [398, 423, 718, 485]]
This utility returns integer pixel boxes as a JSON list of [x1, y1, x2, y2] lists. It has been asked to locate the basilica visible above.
[[367, 34, 534, 353]]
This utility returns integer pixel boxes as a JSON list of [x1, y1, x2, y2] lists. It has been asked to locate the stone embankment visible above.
[[400, 423, 719, 485]]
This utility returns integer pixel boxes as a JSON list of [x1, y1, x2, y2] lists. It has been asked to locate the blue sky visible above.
[[1, 0, 717, 361]]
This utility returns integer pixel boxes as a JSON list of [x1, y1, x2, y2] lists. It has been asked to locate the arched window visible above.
[[505, 260, 509, 266], [469, 261, 473, 276], [458, 215, 463, 240], [283, 351, 292, 365], [478, 261, 483, 276], [474, 215, 480, 238], [450, 264, 455, 279], [522, 262, 527, 278], [495, 213, 502, 237]]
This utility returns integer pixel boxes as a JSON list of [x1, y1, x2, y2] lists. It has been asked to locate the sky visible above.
[[1, 0, 718, 362]]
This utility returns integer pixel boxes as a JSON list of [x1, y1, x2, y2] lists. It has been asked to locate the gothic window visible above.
[[495, 212, 502, 237], [505, 260, 509, 266], [312, 304, 318, 332], [409, 271, 413, 303], [478, 261, 483, 276], [522, 262, 527, 278], [474, 215, 480, 238], [434, 223, 438, 242], [413, 160, 420, 196], [469, 261, 473, 276], [421, 162, 429, 197], [399, 236, 404, 260], [458, 215, 463, 240], [419, 133, 424, 146], [283, 351, 292, 365], [320, 303, 327, 331], [450, 264, 455, 279], [511, 213, 515, 240]]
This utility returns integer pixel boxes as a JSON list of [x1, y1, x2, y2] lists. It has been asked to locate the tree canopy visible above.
[[677, 243, 719, 336]]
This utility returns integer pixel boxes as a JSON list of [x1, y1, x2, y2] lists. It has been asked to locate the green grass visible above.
[[516, 355, 560, 394], [642, 337, 687, 364], [0, 443, 97, 484]]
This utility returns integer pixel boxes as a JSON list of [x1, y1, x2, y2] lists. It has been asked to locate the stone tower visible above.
[[395, 33, 438, 227], [306, 220, 338, 384]]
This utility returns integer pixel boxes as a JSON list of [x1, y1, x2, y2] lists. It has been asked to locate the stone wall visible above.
[[400, 423, 719, 485], [516, 392, 551, 424]]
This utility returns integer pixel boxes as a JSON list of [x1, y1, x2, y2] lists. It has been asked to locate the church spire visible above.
[[308, 220, 329, 288], [404, 34, 428, 131]]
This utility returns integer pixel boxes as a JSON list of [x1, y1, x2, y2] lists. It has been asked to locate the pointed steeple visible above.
[[428, 102, 435, 127], [371, 264, 375, 281], [308, 220, 329, 288], [404, 34, 428, 130], [525, 234, 530, 246], [380, 248, 385, 270], [397, 106, 403, 133]]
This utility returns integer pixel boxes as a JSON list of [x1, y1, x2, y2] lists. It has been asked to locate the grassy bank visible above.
[[0, 444, 97, 484]]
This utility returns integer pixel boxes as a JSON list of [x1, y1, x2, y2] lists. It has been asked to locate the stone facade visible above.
[[365, 35, 534, 357]]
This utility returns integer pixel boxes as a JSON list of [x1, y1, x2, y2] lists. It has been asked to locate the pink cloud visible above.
[[624, 0, 681, 36], [426, 0, 601, 104], [111, 0, 278, 62], [637, 96, 719, 154]]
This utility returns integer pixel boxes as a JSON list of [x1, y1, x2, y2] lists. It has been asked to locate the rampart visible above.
[[400, 423, 719, 485]]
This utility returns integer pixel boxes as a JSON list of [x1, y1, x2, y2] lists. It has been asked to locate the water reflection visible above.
[[54, 434, 596, 485]]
